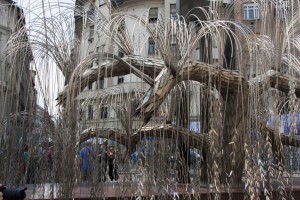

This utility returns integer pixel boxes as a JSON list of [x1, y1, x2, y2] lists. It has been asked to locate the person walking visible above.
[[79, 143, 96, 182], [23, 145, 29, 177], [107, 146, 118, 181]]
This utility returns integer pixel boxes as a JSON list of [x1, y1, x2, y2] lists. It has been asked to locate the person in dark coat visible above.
[[107, 146, 118, 181]]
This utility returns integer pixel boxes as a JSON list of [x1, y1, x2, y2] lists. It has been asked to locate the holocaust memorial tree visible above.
[[1, 0, 300, 199]]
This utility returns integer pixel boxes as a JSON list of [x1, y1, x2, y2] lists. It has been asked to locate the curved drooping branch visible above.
[[112, 96, 139, 136], [57, 54, 164, 105], [131, 125, 208, 151], [79, 123, 300, 156], [136, 61, 248, 124], [2, 107, 55, 134], [264, 126, 300, 148], [4, 13, 77, 80], [79, 128, 128, 145], [137, 63, 300, 124], [98, 6, 257, 74], [62, 57, 241, 124], [79, 124, 208, 152], [249, 70, 300, 97], [59, 54, 300, 124]]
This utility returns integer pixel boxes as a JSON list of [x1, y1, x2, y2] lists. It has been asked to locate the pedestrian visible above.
[[107, 146, 118, 181], [21, 145, 29, 184], [79, 143, 96, 181], [47, 146, 53, 169], [23, 145, 29, 174]]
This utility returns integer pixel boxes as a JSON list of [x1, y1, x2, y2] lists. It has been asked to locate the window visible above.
[[89, 51, 93, 55], [96, 47, 100, 52], [79, 109, 85, 121], [100, 107, 108, 119], [89, 25, 94, 41], [117, 76, 124, 84], [171, 43, 176, 53], [88, 105, 93, 120], [149, 8, 158, 23], [88, 82, 93, 90], [170, 4, 177, 20], [99, 79, 104, 89], [170, 35, 177, 54], [195, 47, 200, 61], [148, 37, 156, 55], [212, 36, 219, 60], [118, 50, 124, 58], [243, 3, 259, 20], [276, 0, 288, 18]]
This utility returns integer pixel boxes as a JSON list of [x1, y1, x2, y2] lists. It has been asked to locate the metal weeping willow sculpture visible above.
[[1, 0, 300, 199]]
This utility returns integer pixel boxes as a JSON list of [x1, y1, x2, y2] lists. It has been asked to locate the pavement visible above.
[[23, 173, 300, 199]]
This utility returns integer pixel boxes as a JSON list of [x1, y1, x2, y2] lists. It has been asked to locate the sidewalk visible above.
[[24, 173, 300, 199]]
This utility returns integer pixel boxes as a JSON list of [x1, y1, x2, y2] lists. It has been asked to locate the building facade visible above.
[[75, 0, 176, 133], [0, 0, 36, 142], [73, 0, 239, 138]]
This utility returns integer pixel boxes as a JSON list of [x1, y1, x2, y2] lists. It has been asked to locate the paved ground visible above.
[[25, 182, 238, 200], [24, 180, 300, 200]]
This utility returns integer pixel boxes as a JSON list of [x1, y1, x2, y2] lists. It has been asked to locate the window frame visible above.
[[99, 79, 104, 89], [148, 37, 156, 55], [170, 35, 177, 54], [88, 82, 93, 90], [118, 50, 124, 58], [89, 25, 94, 40], [100, 107, 108, 119], [117, 76, 124, 84], [171, 43, 177, 52], [170, 4, 177, 20], [195, 47, 200, 61], [88, 105, 94, 120], [243, 3, 260, 20], [149, 7, 158, 23]]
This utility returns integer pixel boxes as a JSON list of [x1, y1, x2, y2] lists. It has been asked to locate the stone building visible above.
[[73, 0, 235, 137], [0, 0, 36, 141], [75, 0, 176, 133]]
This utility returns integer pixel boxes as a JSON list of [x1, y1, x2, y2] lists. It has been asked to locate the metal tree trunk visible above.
[[220, 88, 248, 186]]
